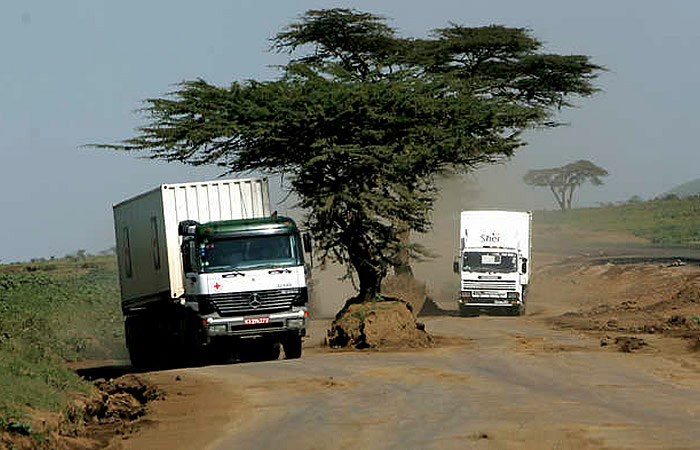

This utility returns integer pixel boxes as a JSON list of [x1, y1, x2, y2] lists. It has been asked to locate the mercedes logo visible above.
[[249, 293, 262, 309]]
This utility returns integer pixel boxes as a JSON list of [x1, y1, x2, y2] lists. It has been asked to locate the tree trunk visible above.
[[347, 261, 384, 304], [566, 184, 576, 210], [357, 264, 383, 303], [550, 185, 566, 211], [393, 227, 414, 277], [348, 244, 385, 304]]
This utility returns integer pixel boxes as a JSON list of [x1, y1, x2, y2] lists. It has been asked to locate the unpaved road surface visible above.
[[115, 250, 700, 450], [125, 319, 700, 450]]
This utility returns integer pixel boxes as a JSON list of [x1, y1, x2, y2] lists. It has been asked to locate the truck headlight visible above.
[[287, 318, 304, 329], [207, 323, 227, 335]]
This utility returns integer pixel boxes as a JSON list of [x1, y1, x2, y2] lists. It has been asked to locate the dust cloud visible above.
[[411, 173, 530, 309], [309, 172, 536, 318]]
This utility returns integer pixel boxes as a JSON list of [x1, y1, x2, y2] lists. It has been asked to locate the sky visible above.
[[2, 0, 699, 262]]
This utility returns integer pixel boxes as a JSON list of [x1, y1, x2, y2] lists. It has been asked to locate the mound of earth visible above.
[[381, 275, 428, 314], [0, 374, 163, 450], [327, 298, 433, 350], [71, 374, 163, 425], [549, 260, 700, 346], [600, 336, 649, 353]]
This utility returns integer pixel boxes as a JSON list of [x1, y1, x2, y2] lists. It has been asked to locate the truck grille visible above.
[[206, 289, 299, 316], [463, 280, 517, 291]]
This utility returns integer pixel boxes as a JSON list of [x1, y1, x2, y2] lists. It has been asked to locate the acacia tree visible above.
[[523, 160, 609, 210], [98, 9, 603, 303]]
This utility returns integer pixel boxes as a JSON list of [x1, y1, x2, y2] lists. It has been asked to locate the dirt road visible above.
[[120, 318, 700, 450], [117, 250, 700, 450]]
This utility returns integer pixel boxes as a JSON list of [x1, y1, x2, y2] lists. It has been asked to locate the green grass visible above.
[[0, 255, 125, 436], [536, 196, 700, 247]]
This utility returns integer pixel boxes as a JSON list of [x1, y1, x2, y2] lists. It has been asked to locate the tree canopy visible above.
[[523, 160, 609, 210], [98, 9, 604, 302]]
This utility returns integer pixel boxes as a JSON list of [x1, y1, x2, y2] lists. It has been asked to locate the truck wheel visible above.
[[283, 335, 303, 359], [519, 288, 528, 316], [125, 317, 148, 367], [458, 305, 477, 318], [128, 345, 149, 368]]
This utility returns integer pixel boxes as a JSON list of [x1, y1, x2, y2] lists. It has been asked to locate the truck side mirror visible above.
[[178, 220, 199, 236], [521, 258, 528, 274], [302, 233, 312, 253], [453, 260, 459, 274], [181, 237, 194, 273]]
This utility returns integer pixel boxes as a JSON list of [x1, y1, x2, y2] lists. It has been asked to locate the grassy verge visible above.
[[0, 255, 125, 440], [535, 196, 700, 247]]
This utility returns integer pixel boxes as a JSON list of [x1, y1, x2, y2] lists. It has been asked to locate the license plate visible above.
[[475, 291, 506, 298], [244, 317, 269, 325]]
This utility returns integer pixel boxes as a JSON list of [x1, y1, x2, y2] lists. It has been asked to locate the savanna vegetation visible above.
[[0, 255, 124, 442], [536, 195, 700, 246]]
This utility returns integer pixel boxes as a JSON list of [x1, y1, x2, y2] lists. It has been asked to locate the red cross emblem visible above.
[[214, 283, 221, 290]]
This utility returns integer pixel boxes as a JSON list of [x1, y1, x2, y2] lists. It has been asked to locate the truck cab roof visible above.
[[197, 216, 298, 238]]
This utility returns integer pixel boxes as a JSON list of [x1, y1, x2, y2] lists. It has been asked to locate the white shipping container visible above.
[[113, 178, 271, 309], [460, 210, 531, 281]]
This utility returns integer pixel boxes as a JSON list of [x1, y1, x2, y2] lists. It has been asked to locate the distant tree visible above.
[[65, 249, 88, 261], [659, 193, 679, 201], [98, 246, 117, 256], [524, 160, 608, 210], [98, 9, 603, 303]]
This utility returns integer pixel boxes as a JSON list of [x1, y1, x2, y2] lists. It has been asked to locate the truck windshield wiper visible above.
[[268, 268, 292, 274], [222, 267, 246, 277]]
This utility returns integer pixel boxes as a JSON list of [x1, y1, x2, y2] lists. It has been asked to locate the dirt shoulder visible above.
[[533, 253, 700, 355], [108, 372, 246, 450]]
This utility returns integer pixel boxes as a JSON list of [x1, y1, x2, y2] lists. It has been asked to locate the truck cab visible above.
[[179, 216, 310, 358], [456, 247, 527, 315]]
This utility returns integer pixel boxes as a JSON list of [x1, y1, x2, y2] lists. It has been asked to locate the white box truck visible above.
[[454, 210, 531, 316], [113, 177, 311, 366]]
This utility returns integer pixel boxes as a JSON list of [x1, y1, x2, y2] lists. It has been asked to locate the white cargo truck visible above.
[[113, 177, 311, 366], [453, 210, 531, 316]]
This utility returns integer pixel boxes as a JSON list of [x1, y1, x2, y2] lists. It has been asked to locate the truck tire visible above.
[[283, 335, 303, 359], [128, 344, 149, 368], [518, 302, 526, 316], [458, 305, 478, 317], [125, 317, 149, 367], [518, 287, 528, 316]]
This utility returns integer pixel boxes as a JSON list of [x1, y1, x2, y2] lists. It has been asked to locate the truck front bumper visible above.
[[457, 295, 521, 308], [203, 307, 309, 337]]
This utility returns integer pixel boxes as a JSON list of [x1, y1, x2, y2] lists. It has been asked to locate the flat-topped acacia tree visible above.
[[99, 9, 604, 304], [524, 160, 609, 210]]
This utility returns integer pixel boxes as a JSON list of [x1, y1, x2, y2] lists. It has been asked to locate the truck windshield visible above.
[[463, 252, 517, 273], [199, 234, 300, 273]]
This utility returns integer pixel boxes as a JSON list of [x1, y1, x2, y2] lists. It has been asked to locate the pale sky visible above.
[[2, 0, 699, 262]]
